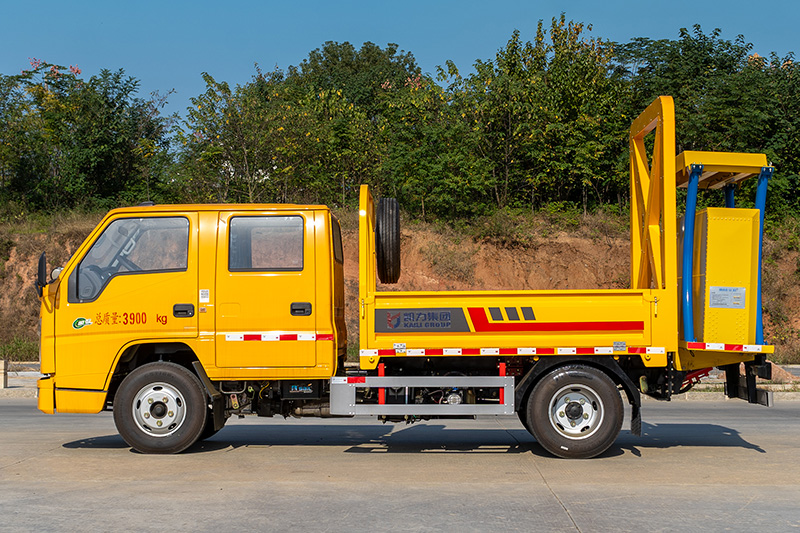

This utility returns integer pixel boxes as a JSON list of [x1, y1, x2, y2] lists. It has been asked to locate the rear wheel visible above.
[[517, 409, 532, 433], [526, 365, 622, 459], [113, 362, 207, 454]]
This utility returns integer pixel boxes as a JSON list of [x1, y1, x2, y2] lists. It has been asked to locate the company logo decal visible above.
[[72, 317, 93, 330], [375, 308, 470, 333], [387, 312, 401, 329]]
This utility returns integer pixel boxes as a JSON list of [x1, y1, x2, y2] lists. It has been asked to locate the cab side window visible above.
[[74, 217, 189, 302], [332, 218, 343, 264], [229, 216, 304, 271]]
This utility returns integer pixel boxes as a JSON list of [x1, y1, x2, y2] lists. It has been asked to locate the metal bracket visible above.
[[330, 376, 514, 416]]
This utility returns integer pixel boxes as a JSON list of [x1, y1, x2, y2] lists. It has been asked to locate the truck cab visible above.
[[38, 205, 346, 420]]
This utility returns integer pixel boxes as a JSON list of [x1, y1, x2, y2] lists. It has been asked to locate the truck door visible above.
[[215, 212, 317, 368], [55, 214, 199, 391]]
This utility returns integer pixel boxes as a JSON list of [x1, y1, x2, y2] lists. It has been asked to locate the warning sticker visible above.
[[709, 286, 746, 309]]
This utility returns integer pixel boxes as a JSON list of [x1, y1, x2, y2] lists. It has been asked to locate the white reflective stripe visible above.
[[594, 347, 613, 355], [558, 347, 576, 355], [517, 348, 537, 355], [443, 348, 461, 356], [743, 345, 762, 352], [481, 348, 500, 355], [646, 347, 666, 354], [224, 332, 319, 341], [407, 348, 426, 356], [705, 343, 724, 351], [360, 349, 378, 357]]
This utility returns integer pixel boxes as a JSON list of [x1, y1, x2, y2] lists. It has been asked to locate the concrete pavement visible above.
[[0, 399, 798, 532]]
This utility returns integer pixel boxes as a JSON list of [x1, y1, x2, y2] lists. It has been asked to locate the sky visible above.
[[1, 0, 798, 119]]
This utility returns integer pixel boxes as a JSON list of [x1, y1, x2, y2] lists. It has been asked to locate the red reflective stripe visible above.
[[499, 348, 517, 355], [576, 347, 594, 355], [686, 342, 705, 350], [378, 363, 385, 405], [317, 334, 334, 341], [725, 344, 744, 351], [347, 376, 366, 384], [499, 362, 506, 405], [279, 334, 298, 341], [426, 349, 444, 355], [243, 334, 261, 341], [467, 307, 644, 333], [378, 349, 395, 356], [462, 348, 481, 355], [536, 348, 555, 355], [629, 347, 646, 354]]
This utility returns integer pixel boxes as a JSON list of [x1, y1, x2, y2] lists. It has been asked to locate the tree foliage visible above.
[[2, 21, 799, 221], [0, 60, 172, 211]]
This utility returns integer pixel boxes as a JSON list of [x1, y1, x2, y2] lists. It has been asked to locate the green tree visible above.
[[382, 71, 491, 218], [457, 16, 625, 212], [289, 41, 420, 120], [0, 60, 172, 210]]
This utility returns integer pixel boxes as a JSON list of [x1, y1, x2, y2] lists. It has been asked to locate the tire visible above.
[[376, 197, 401, 284], [517, 409, 532, 433], [113, 362, 207, 454], [525, 365, 623, 459]]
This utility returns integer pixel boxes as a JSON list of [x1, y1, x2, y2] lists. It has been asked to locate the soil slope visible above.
[[2, 214, 799, 363]]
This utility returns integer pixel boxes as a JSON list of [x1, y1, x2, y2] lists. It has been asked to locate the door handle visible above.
[[291, 302, 312, 316], [173, 304, 195, 318]]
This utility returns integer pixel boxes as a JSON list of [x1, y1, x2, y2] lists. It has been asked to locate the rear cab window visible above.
[[228, 216, 304, 271]]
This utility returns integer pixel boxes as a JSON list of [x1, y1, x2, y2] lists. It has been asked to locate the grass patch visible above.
[[420, 242, 476, 283]]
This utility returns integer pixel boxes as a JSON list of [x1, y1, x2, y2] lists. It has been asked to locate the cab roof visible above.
[[106, 203, 332, 216]]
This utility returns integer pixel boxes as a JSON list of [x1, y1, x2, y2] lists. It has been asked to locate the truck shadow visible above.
[[607, 421, 766, 457], [61, 420, 765, 457]]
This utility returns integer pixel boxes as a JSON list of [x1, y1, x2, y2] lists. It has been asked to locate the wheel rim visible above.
[[547, 383, 605, 440], [131, 382, 187, 437]]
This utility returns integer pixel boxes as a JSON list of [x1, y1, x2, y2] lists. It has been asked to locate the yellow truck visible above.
[[35, 96, 775, 458]]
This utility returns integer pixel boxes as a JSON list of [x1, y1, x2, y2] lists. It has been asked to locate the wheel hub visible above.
[[132, 383, 186, 437], [549, 385, 605, 440], [564, 401, 583, 420], [150, 402, 167, 418]]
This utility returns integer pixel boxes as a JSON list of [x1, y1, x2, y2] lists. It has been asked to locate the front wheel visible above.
[[113, 362, 207, 454], [525, 365, 623, 459]]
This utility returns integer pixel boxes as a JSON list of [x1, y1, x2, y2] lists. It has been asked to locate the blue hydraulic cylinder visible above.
[[681, 164, 703, 343], [754, 167, 773, 345], [724, 184, 735, 208]]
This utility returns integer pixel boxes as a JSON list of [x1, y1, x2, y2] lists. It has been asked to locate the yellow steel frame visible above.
[[629, 96, 677, 294], [676, 151, 768, 189]]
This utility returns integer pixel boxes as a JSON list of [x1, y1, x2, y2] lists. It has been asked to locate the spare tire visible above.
[[376, 197, 401, 283]]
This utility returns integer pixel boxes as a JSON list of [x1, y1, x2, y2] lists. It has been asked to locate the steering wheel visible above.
[[78, 265, 107, 300], [117, 256, 140, 272]]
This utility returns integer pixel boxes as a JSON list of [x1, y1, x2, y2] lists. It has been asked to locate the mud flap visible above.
[[722, 360, 774, 407], [191, 361, 226, 431]]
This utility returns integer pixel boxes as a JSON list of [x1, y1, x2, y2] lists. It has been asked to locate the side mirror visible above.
[[51, 267, 63, 281], [36, 252, 47, 297]]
